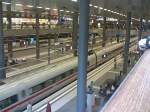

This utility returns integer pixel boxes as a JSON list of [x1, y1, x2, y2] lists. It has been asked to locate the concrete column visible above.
[[7, 1, 13, 59], [34, 0, 40, 59], [138, 18, 143, 41], [72, 12, 78, 56], [77, 0, 89, 112], [102, 16, 106, 47], [123, 12, 131, 75], [0, 0, 6, 79]]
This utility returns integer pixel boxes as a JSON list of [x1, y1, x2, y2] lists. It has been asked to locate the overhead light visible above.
[[45, 8, 50, 10], [89, 3, 138, 20], [94, 6, 98, 8], [60, 10, 64, 12], [16, 4, 23, 6], [66, 10, 70, 13], [71, 0, 78, 2], [37, 6, 43, 9], [89, 4, 93, 7], [71, 11, 74, 13], [52, 8, 58, 11], [2, 2, 11, 5], [99, 7, 103, 10], [26, 5, 33, 8]]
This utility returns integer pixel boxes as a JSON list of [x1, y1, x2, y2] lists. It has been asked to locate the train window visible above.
[[32, 84, 44, 94], [44, 79, 53, 87], [0, 95, 18, 110]]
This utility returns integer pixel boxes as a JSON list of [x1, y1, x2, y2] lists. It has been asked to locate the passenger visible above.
[[98, 85, 105, 109], [61, 47, 64, 54], [111, 85, 115, 93], [26, 103, 32, 112], [114, 58, 117, 69], [5, 55, 8, 66], [128, 59, 131, 66]]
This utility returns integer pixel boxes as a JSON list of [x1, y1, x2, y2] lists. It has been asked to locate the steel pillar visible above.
[[72, 12, 78, 56], [138, 18, 143, 41], [0, 0, 6, 79], [7, 2, 11, 30], [77, 0, 89, 112], [35, 0, 40, 59], [145, 18, 149, 32], [7, 1, 13, 59], [102, 16, 106, 47], [48, 38, 51, 64], [123, 12, 131, 75]]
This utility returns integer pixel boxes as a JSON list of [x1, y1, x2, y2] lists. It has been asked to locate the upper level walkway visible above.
[[101, 50, 150, 112], [3, 28, 100, 38]]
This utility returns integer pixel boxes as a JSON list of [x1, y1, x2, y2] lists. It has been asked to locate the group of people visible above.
[[98, 79, 117, 109]]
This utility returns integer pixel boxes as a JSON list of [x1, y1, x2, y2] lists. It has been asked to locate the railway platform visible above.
[[55, 56, 134, 112]]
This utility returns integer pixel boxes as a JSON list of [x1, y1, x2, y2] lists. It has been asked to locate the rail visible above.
[[101, 50, 150, 112]]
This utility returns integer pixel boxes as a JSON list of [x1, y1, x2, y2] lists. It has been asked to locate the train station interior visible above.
[[0, 0, 150, 112]]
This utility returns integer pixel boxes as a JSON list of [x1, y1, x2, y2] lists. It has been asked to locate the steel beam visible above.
[[123, 12, 131, 75], [77, 0, 89, 112], [0, 0, 6, 79]]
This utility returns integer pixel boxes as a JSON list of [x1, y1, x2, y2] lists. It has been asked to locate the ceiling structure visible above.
[[2, 0, 150, 21]]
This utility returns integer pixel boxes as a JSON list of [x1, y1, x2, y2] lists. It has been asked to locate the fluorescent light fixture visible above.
[[94, 5, 98, 8], [89, 3, 138, 20], [16, 4, 23, 6], [37, 6, 43, 9], [66, 10, 70, 13], [60, 10, 64, 12], [89, 4, 93, 7], [71, 11, 74, 13], [52, 8, 58, 11], [71, 0, 78, 2], [45, 8, 50, 10], [26, 5, 33, 8], [99, 7, 103, 10], [2, 2, 11, 5]]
